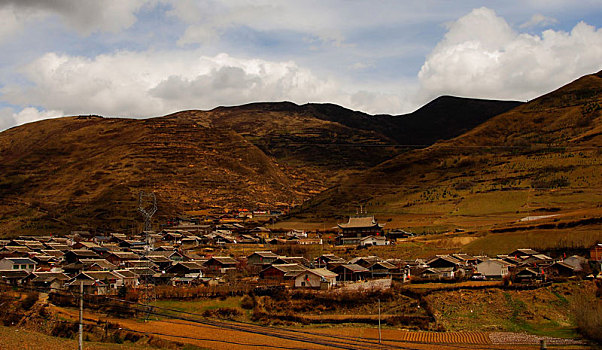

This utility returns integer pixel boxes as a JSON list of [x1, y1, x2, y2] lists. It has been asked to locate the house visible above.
[[204, 256, 238, 273], [247, 251, 280, 267], [419, 267, 455, 280], [31, 255, 59, 270], [72, 241, 100, 250], [521, 254, 553, 265], [272, 256, 310, 267], [67, 275, 108, 295], [589, 243, 602, 261], [124, 260, 159, 270], [162, 231, 184, 243], [45, 243, 70, 252], [294, 269, 337, 289], [387, 229, 414, 241], [563, 255, 587, 272], [212, 232, 237, 244], [297, 238, 322, 245], [337, 216, 384, 245], [30, 272, 70, 291], [315, 254, 346, 269], [0, 245, 32, 256], [113, 270, 139, 287], [0, 257, 37, 272], [359, 235, 387, 246], [508, 249, 540, 259], [238, 235, 260, 244], [0, 270, 31, 285], [145, 255, 174, 270], [79, 259, 118, 271], [105, 251, 140, 266], [78, 271, 125, 289], [331, 264, 369, 282], [475, 259, 511, 278], [259, 264, 307, 284], [349, 256, 381, 269], [166, 262, 205, 277], [451, 254, 478, 266], [180, 235, 203, 246], [40, 249, 64, 259], [514, 268, 542, 283], [147, 250, 185, 262], [426, 255, 462, 269], [250, 226, 272, 239], [23, 241, 45, 251], [367, 261, 397, 278], [64, 249, 100, 264], [547, 262, 575, 277]]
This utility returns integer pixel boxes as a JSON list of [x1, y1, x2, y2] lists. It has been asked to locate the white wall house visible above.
[[476, 259, 510, 278], [563, 255, 587, 272], [0, 257, 37, 272], [294, 268, 337, 289], [359, 236, 387, 246]]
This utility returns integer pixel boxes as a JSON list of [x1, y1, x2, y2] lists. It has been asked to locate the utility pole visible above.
[[378, 298, 382, 344], [79, 280, 83, 350]]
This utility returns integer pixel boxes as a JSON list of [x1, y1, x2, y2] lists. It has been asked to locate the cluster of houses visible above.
[[415, 247, 601, 282], [0, 225, 600, 296], [0, 229, 400, 294]]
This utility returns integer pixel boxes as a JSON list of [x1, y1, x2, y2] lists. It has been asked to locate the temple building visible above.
[[337, 216, 384, 245]]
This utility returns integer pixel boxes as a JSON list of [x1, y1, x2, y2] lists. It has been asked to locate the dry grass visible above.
[[0, 325, 154, 350]]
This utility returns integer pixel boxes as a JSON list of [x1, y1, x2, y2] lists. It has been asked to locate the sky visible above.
[[1, 1, 602, 131]]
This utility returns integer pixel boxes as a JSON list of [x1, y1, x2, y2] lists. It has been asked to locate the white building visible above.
[[0, 257, 37, 272], [475, 259, 511, 278], [294, 268, 337, 289], [359, 235, 387, 247]]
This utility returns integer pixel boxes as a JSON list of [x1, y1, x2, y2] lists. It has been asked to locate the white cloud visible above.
[[520, 14, 558, 28], [168, 1, 347, 47], [0, 0, 145, 37], [0, 50, 407, 130], [418, 7, 602, 103], [0, 106, 63, 131], [0, 6, 22, 43]]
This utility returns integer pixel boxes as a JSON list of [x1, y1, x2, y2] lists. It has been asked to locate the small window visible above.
[[12, 265, 18, 270]]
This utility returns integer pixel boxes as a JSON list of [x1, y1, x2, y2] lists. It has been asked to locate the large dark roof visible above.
[[338, 216, 382, 229]]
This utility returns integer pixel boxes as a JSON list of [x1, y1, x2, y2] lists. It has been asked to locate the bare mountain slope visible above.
[[298, 70, 602, 233], [0, 96, 520, 235]]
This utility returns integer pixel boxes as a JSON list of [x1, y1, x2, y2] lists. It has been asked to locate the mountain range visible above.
[[1, 70, 601, 236]]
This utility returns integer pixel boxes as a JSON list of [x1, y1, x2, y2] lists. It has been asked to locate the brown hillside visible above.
[[0, 116, 299, 234], [300, 70, 602, 234], [0, 97, 520, 236]]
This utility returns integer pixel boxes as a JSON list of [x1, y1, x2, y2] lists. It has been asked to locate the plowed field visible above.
[[51, 306, 591, 350]]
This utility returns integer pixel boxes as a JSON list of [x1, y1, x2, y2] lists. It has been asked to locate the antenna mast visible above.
[[138, 191, 157, 232]]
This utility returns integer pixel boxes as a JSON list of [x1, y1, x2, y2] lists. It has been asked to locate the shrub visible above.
[[202, 307, 242, 320], [21, 292, 39, 311], [572, 291, 602, 342], [240, 294, 255, 309]]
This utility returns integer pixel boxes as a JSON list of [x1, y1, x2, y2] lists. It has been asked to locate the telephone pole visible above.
[[378, 298, 382, 344], [79, 280, 83, 350]]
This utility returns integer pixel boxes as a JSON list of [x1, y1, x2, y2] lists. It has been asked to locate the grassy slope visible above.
[[424, 280, 597, 339], [289, 71, 602, 247]]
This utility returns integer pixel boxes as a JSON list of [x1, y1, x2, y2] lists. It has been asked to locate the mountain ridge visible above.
[[0, 93, 528, 236]]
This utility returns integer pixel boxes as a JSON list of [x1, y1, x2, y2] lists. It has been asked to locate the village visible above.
[[1, 213, 601, 296]]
